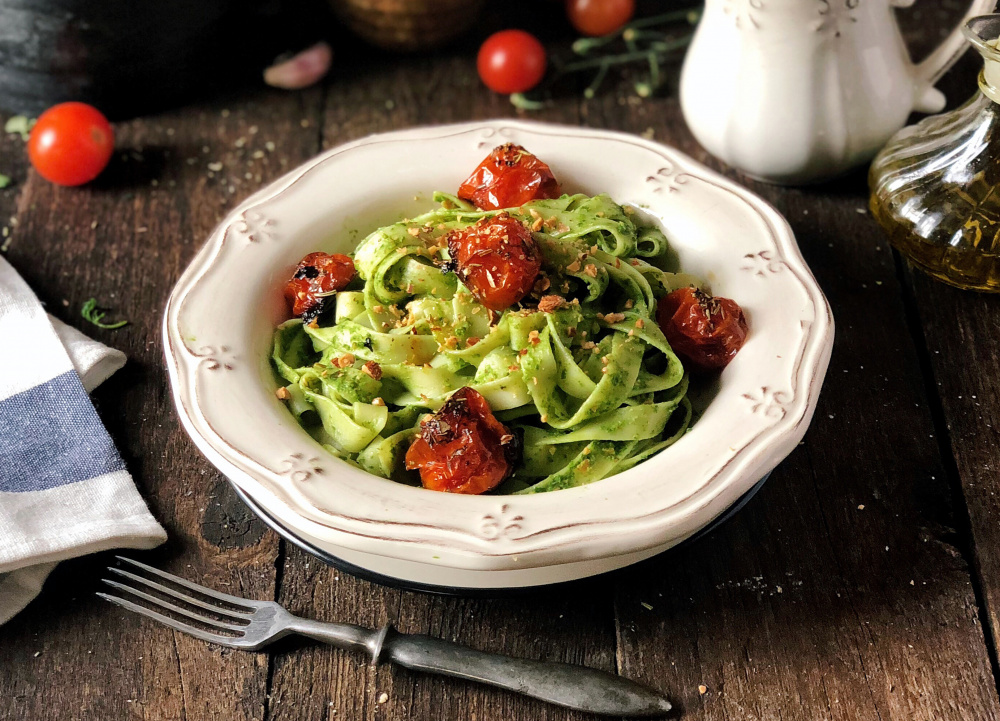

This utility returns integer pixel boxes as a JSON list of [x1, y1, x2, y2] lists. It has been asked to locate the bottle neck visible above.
[[981, 55, 1000, 104]]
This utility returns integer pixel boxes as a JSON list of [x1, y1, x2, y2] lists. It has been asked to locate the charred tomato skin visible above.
[[284, 251, 356, 322], [458, 143, 561, 210], [656, 286, 749, 372], [405, 387, 520, 495], [447, 212, 542, 311]]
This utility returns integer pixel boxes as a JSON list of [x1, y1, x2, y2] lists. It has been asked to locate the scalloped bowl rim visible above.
[[163, 120, 833, 579]]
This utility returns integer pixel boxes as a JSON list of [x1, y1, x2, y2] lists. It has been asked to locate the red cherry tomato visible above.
[[405, 387, 519, 494], [477, 30, 547, 94], [567, 0, 636, 36], [27, 102, 114, 187], [447, 212, 542, 311], [656, 287, 749, 372], [458, 143, 561, 210], [284, 251, 356, 322]]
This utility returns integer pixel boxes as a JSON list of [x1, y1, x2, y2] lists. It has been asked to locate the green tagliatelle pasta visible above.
[[271, 191, 703, 494]]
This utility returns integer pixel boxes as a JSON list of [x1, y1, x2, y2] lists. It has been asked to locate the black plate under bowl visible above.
[[230, 472, 771, 597]]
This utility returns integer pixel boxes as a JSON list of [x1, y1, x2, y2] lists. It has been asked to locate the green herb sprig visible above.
[[510, 8, 701, 110], [4, 116, 35, 142], [82, 298, 128, 330]]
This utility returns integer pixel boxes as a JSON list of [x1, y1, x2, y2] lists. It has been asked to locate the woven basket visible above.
[[329, 0, 485, 52]]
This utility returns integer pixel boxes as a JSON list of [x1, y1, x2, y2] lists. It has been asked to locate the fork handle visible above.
[[382, 631, 671, 717], [287, 617, 670, 717]]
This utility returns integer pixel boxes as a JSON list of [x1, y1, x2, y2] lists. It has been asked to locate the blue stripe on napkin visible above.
[[0, 371, 126, 492]]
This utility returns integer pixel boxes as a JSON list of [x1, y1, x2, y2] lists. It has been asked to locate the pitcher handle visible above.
[[905, 0, 997, 112]]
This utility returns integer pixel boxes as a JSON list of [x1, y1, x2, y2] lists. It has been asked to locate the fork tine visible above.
[[101, 580, 249, 632], [108, 567, 252, 620], [97, 593, 242, 648], [114, 556, 258, 609]]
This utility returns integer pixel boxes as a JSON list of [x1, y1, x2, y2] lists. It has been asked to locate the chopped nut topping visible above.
[[372, 304, 384, 314], [584, 264, 598, 278], [566, 326, 577, 337], [578, 459, 591, 472], [566, 259, 582, 273], [540, 414, 548, 423], [581, 341, 596, 350], [603, 312, 626, 324], [361, 361, 383, 380], [538, 295, 565, 313], [533, 275, 551, 293], [372, 397, 386, 406], [531, 217, 544, 232], [275, 387, 291, 400], [335, 353, 355, 369], [508, 363, 520, 372], [519, 348, 528, 356], [407, 227, 420, 236], [624, 299, 634, 309], [528, 329, 541, 345], [635, 318, 645, 329], [500, 433, 514, 444]]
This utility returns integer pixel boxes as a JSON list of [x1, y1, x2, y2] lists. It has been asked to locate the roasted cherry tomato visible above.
[[656, 286, 748, 372], [567, 0, 635, 37], [458, 143, 561, 210], [405, 387, 520, 494], [447, 212, 542, 311], [477, 30, 547, 95], [28, 102, 114, 187], [284, 251, 356, 322]]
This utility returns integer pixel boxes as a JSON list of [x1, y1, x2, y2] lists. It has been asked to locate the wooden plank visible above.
[[602, 114, 1000, 721], [594, 7, 1000, 718], [266, 31, 623, 721], [0, 89, 322, 721], [903, 250, 1000, 658], [890, 0, 1000, 682]]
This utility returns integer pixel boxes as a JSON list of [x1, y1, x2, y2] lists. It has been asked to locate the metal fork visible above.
[[98, 556, 671, 717]]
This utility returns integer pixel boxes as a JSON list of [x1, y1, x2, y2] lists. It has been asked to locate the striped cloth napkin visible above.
[[0, 255, 165, 624]]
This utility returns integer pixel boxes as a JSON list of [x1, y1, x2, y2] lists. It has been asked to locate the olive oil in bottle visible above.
[[869, 16, 1000, 292]]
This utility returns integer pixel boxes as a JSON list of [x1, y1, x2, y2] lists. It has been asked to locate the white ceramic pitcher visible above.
[[680, 0, 996, 184]]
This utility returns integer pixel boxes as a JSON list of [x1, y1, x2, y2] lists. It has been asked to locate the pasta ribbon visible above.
[[272, 192, 697, 493]]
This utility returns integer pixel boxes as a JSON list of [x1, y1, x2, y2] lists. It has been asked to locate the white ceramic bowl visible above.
[[164, 120, 833, 590]]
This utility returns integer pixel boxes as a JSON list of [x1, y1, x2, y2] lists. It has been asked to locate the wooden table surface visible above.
[[4, 3, 1000, 720]]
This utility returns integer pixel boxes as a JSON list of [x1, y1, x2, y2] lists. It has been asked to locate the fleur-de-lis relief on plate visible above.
[[724, 0, 764, 29], [743, 386, 792, 419], [477, 126, 515, 149], [740, 250, 786, 277], [812, 0, 860, 35], [191, 345, 236, 371], [645, 165, 690, 194], [280, 453, 325, 483], [233, 209, 277, 243], [479, 504, 525, 540]]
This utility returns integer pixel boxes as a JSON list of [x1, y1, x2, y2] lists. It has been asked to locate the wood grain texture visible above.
[[0, 89, 322, 721]]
